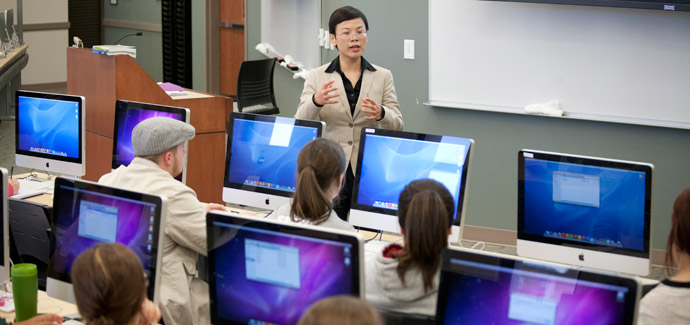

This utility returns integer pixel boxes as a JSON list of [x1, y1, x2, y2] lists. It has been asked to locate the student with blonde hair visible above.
[[297, 295, 382, 325], [365, 179, 455, 316], [71, 243, 161, 325], [639, 187, 690, 324], [267, 138, 355, 232]]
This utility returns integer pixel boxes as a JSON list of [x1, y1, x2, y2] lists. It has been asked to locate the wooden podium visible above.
[[67, 47, 231, 203]]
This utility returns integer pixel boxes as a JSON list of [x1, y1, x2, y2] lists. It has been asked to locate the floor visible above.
[[1, 85, 668, 282]]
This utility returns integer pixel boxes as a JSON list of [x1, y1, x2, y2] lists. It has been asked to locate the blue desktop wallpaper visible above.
[[17, 96, 80, 158], [523, 158, 647, 251], [226, 119, 319, 193], [439, 265, 629, 324], [211, 224, 355, 324], [356, 135, 472, 217], [51, 186, 158, 284], [114, 108, 185, 167]]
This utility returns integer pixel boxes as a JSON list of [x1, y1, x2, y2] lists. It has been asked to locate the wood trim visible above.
[[23, 22, 71, 31], [102, 19, 162, 33], [463, 225, 666, 267], [20, 82, 67, 91]]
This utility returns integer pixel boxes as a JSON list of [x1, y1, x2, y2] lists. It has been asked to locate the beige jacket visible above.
[[296, 60, 404, 173], [99, 157, 209, 325]]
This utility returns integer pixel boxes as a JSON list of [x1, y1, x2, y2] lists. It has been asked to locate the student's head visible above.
[[291, 138, 346, 224], [132, 117, 195, 178], [393, 179, 454, 292], [297, 295, 383, 325], [72, 243, 148, 325], [328, 6, 369, 58], [665, 187, 690, 274]]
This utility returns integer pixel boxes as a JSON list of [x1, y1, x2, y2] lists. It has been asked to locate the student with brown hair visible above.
[[365, 179, 454, 316], [71, 243, 161, 325], [297, 295, 383, 325], [267, 138, 355, 232], [639, 187, 690, 324]]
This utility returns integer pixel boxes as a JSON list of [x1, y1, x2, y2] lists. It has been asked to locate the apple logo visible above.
[[578, 253, 585, 261], [265, 198, 270, 205], [46, 162, 50, 168]]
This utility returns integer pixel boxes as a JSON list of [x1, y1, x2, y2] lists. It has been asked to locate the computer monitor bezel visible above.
[[15, 90, 86, 177], [111, 99, 191, 183], [517, 149, 653, 276], [349, 127, 475, 241], [0, 168, 9, 284], [47, 177, 167, 305], [436, 247, 640, 325], [206, 212, 364, 325], [222, 112, 325, 210]]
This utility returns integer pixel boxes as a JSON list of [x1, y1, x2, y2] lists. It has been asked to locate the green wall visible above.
[[103, 0, 206, 90], [248, 0, 690, 250]]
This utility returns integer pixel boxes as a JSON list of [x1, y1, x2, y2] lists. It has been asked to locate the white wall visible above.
[[18, 0, 69, 85]]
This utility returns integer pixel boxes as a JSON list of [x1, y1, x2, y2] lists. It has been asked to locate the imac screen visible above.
[[16, 92, 81, 160], [520, 151, 650, 254], [112, 100, 188, 169], [50, 178, 164, 300], [207, 213, 360, 324], [224, 113, 322, 196], [352, 128, 473, 223], [436, 249, 638, 324]]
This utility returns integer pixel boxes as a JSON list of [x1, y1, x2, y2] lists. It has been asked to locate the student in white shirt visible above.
[[267, 138, 355, 232], [639, 187, 690, 324], [365, 179, 454, 316]]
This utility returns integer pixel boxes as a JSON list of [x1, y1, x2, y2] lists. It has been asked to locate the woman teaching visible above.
[[296, 6, 404, 221]]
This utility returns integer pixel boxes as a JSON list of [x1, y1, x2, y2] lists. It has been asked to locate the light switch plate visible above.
[[110, 0, 117, 5], [404, 39, 415, 60]]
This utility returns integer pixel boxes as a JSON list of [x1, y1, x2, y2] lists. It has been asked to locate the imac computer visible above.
[[518, 149, 653, 276], [222, 112, 325, 209], [112, 100, 190, 182], [15, 90, 86, 177], [47, 177, 167, 304], [0, 168, 9, 284], [435, 248, 640, 324], [350, 128, 474, 242], [206, 212, 363, 324]]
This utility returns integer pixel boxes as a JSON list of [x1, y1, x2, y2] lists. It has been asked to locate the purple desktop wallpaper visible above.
[[51, 186, 156, 280], [211, 226, 356, 324], [114, 108, 184, 167], [440, 269, 628, 324]]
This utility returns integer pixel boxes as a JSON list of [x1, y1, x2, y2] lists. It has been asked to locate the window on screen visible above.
[[244, 239, 301, 289], [78, 201, 118, 242], [552, 171, 601, 208]]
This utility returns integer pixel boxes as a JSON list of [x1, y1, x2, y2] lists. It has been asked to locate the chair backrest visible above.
[[236, 58, 280, 115], [378, 308, 435, 325], [8, 198, 51, 264]]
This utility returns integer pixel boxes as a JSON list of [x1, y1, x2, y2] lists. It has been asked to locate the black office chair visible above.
[[378, 308, 435, 325], [236, 58, 280, 115], [8, 198, 53, 291]]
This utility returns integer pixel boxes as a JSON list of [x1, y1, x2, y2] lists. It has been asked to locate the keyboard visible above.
[[13, 177, 55, 198], [365, 239, 393, 254]]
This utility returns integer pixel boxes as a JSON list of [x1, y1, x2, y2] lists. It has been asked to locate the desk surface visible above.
[[0, 290, 78, 319], [0, 44, 28, 71]]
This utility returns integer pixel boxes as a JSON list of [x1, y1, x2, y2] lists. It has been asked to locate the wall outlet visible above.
[[404, 39, 414, 60]]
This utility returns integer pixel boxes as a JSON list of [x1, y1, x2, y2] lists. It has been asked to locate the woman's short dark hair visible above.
[[329, 6, 369, 35], [665, 187, 690, 275]]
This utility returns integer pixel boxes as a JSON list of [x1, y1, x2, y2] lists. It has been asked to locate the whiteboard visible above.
[[261, 0, 320, 70], [428, 0, 690, 129]]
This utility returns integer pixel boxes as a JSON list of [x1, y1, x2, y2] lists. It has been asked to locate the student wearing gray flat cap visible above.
[[99, 117, 226, 325]]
